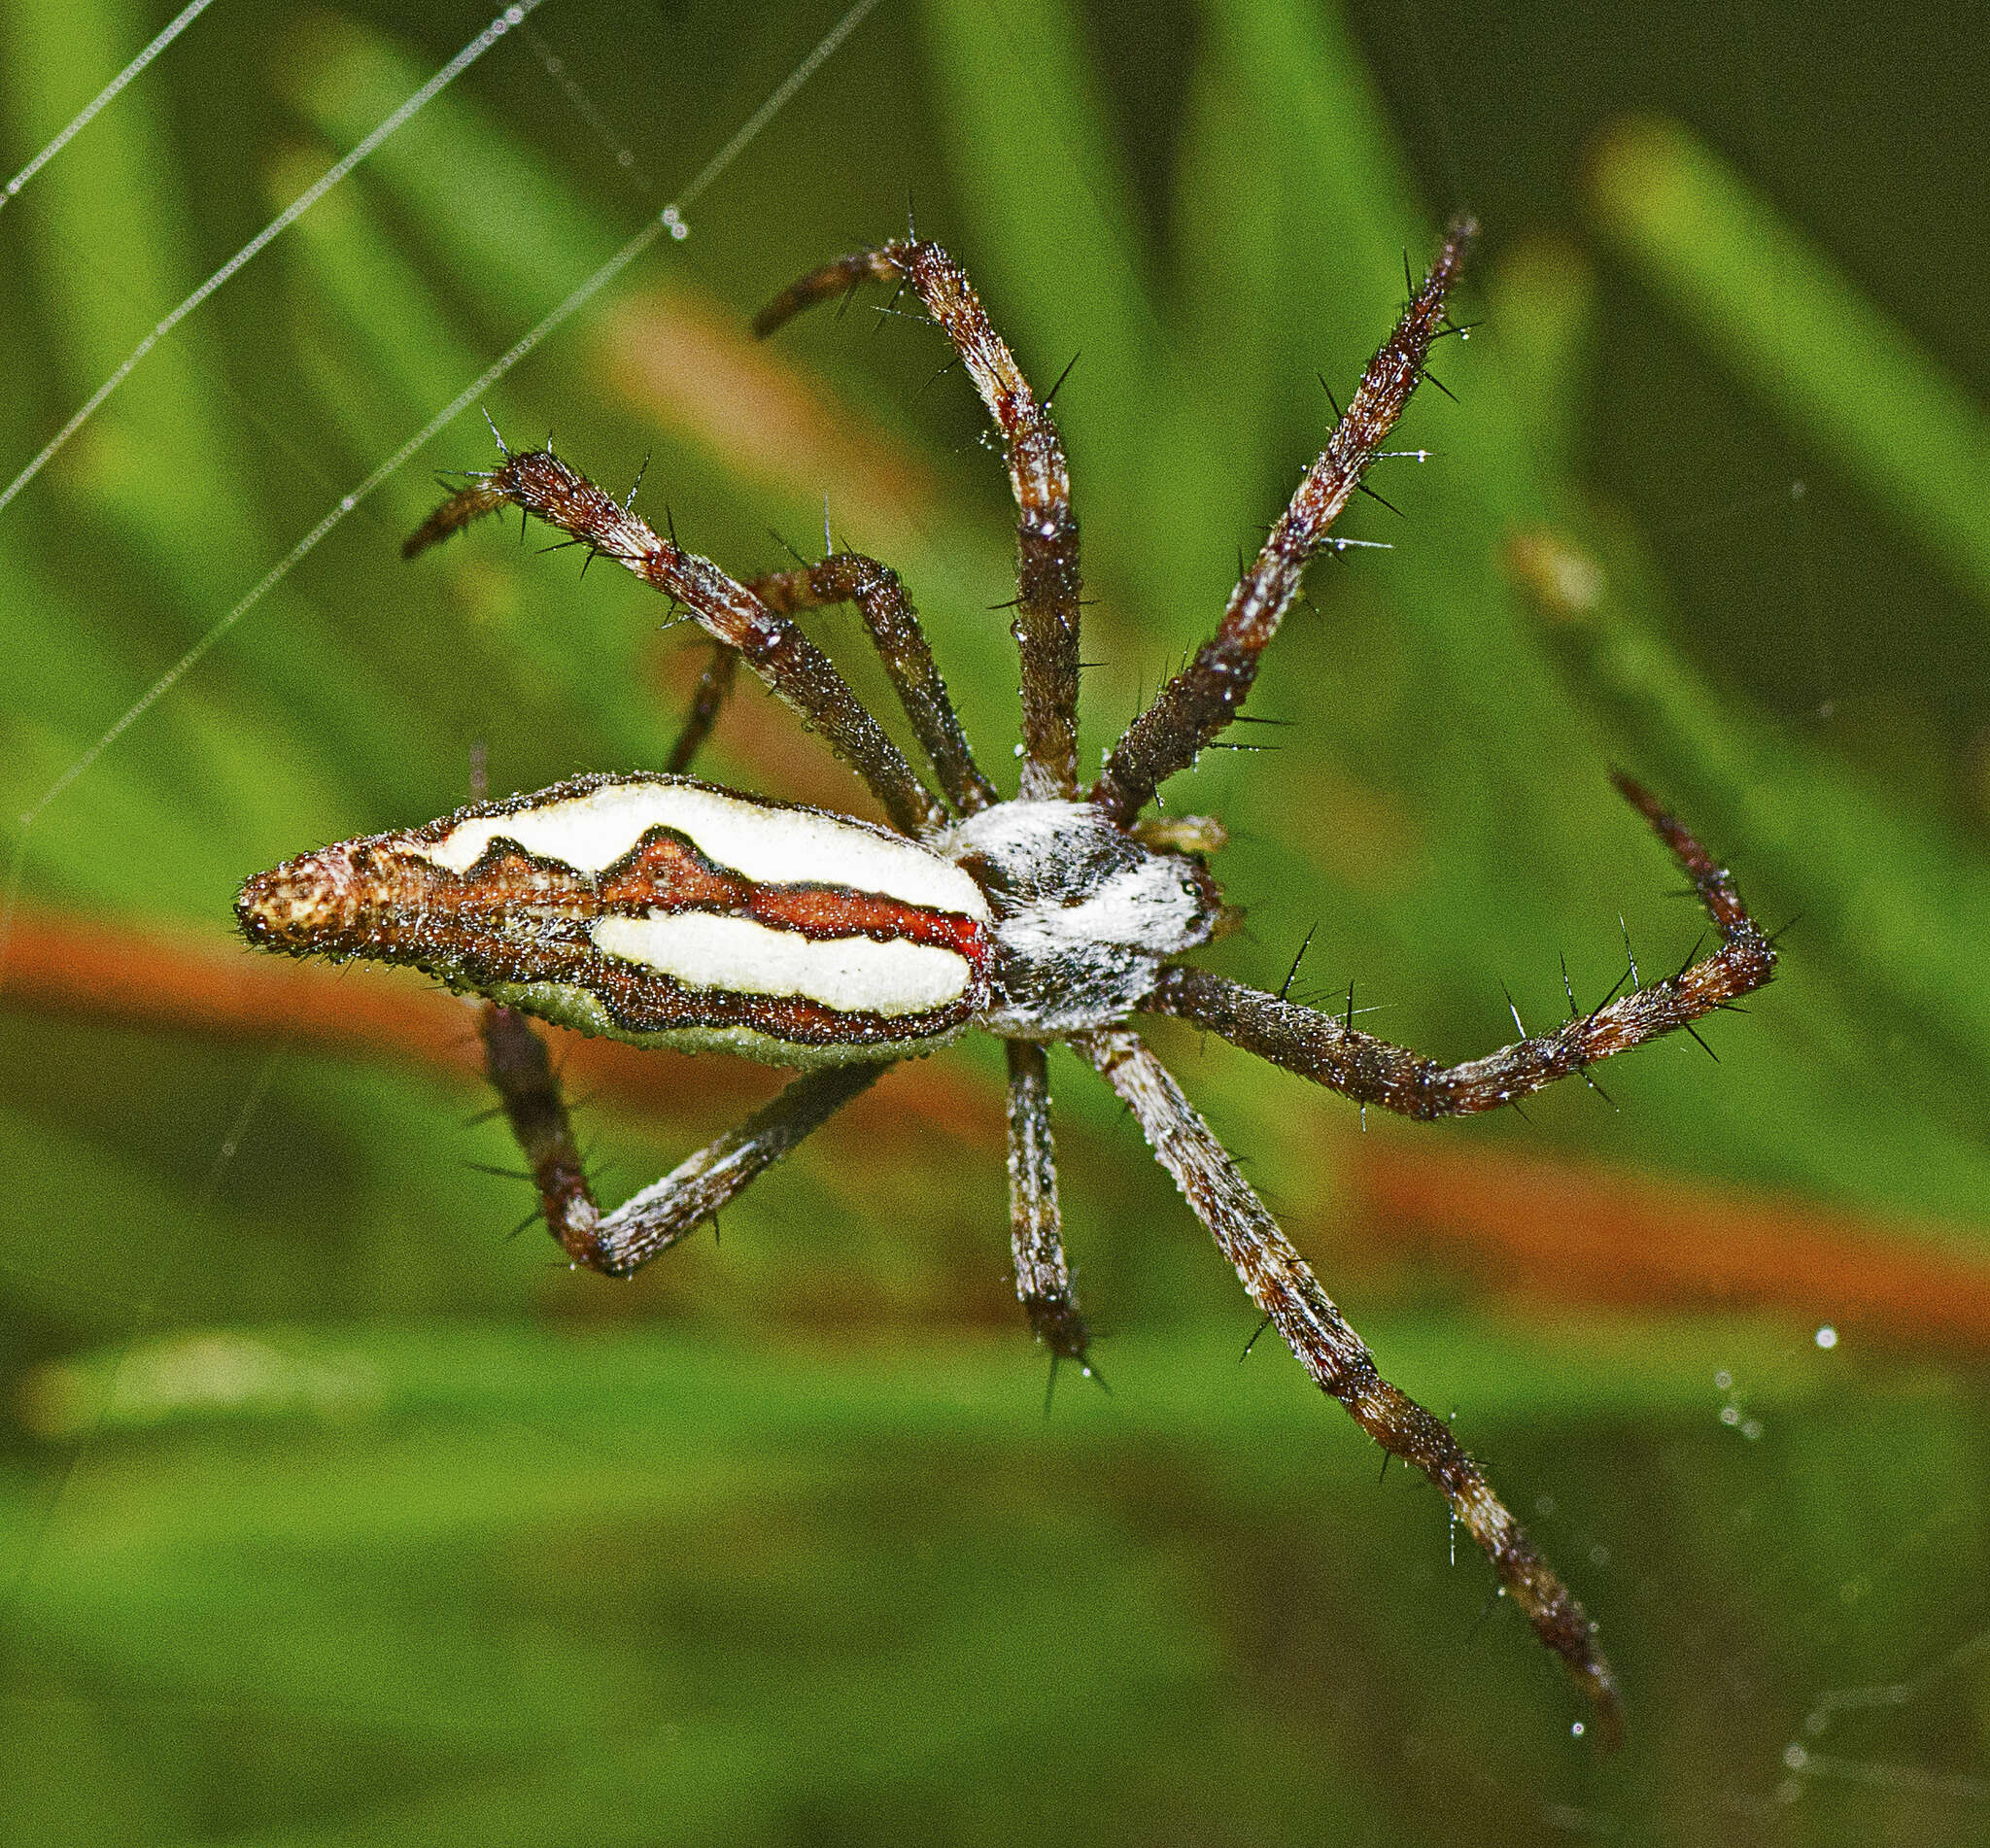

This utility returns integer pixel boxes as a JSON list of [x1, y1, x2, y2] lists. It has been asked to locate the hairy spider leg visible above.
[[1080, 1025, 1624, 1747], [754, 250, 1095, 1357], [585, 1063, 887, 1276], [664, 641, 739, 774], [756, 241, 1081, 803], [479, 1000, 600, 1262], [1140, 773, 1776, 1115], [1089, 218, 1477, 828], [406, 448, 949, 838], [1005, 1039, 1088, 1366], [479, 1014, 891, 1277], [657, 560, 995, 813], [749, 555, 998, 814]]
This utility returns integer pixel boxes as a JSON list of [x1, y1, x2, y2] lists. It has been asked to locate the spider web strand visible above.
[[0, 0, 216, 210], [0, 0, 554, 524]]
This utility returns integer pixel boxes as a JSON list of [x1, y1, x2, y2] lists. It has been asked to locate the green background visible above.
[[2, 0, 1987, 1839]]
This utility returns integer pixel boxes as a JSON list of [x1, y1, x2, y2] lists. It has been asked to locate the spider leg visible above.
[[664, 548, 993, 804], [1005, 1039, 1089, 1366], [1142, 775, 1775, 1117], [664, 641, 739, 775], [757, 242, 1081, 801], [407, 449, 946, 838], [480, 1001, 597, 1259], [1077, 1025, 1623, 1745], [749, 555, 997, 814], [480, 993, 885, 1276], [589, 1062, 886, 1276], [1089, 220, 1476, 829]]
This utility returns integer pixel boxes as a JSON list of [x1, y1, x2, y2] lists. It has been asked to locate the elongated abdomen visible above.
[[236, 773, 992, 1066]]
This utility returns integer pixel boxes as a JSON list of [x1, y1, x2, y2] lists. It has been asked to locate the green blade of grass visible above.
[[1590, 116, 1990, 613], [1, 0, 446, 848]]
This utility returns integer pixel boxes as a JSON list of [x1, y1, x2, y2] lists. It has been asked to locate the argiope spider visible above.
[[236, 219, 1776, 1745]]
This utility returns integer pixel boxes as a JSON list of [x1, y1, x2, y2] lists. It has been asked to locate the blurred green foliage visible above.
[[2, 0, 1987, 1841]]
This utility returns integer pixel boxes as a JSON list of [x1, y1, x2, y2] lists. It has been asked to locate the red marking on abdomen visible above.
[[600, 833, 991, 970]]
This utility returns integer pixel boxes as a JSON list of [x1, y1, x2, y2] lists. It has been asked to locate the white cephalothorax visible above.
[[944, 799, 1221, 1035]]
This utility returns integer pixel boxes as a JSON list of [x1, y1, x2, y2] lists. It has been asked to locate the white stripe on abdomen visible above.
[[590, 910, 975, 1015], [415, 778, 986, 917]]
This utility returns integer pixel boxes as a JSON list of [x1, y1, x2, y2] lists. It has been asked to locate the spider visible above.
[[236, 219, 1776, 1745]]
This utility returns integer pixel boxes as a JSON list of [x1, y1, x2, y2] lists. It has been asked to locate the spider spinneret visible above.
[[238, 219, 1780, 1749]]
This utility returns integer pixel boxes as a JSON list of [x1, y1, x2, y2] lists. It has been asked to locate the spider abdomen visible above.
[[235, 772, 993, 1066]]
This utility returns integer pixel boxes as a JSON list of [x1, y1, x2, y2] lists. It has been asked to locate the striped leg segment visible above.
[[1079, 1026, 1624, 1746], [756, 241, 1081, 802], [1004, 1039, 1089, 1365], [1143, 774, 1775, 1116], [750, 555, 996, 814], [1089, 220, 1476, 829], [406, 446, 947, 838]]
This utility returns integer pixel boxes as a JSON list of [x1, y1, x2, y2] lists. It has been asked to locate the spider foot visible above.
[[1026, 1296, 1093, 1368]]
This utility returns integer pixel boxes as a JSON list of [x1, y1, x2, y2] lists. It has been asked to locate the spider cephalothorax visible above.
[[944, 797, 1226, 1034], [238, 222, 1777, 1745]]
